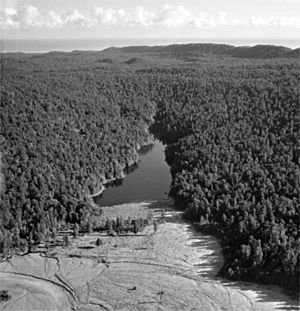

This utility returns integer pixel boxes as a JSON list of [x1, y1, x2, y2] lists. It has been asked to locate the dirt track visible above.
[[0, 200, 299, 311]]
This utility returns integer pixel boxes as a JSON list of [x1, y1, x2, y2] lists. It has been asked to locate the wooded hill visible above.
[[104, 43, 298, 59]]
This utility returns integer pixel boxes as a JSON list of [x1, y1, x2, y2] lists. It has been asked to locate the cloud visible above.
[[19, 5, 42, 27], [276, 0, 300, 3], [1, 5, 57, 29], [91, 5, 195, 28], [45, 10, 63, 29], [91, 5, 241, 29], [0, 7, 19, 29], [126, 7, 155, 27], [93, 7, 126, 27], [0, 6, 90, 29], [250, 15, 300, 27], [65, 9, 87, 26], [1, 5, 300, 31], [155, 5, 192, 28]]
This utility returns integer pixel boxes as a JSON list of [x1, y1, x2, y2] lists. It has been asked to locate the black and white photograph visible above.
[[0, 0, 299, 310]]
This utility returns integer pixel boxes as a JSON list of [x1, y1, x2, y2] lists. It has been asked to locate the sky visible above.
[[1, 0, 300, 40]]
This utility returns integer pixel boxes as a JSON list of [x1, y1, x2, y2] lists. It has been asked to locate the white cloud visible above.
[[127, 7, 155, 27], [93, 7, 126, 27], [91, 5, 242, 29], [19, 5, 42, 27], [155, 5, 192, 28], [192, 13, 213, 28], [45, 10, 63, 29], [65, 9, 87, 26], [250, 15, 300, 27], [216, 11, 238, 26], [1, 4, 300, 31], [0, 8, 19, 29], [278, 0, 300, 2], [4, 8, 17, 16], [277, 16, 300, 27]]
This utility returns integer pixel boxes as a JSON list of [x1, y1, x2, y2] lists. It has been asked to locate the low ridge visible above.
[[103, 43, 297, 59]]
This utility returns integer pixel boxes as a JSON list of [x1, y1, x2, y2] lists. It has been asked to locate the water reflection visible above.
[[93, 141, 171, 206], [106, 178, 124, 188], [138, 143, 154, 156], [125, 163, 139, 175]]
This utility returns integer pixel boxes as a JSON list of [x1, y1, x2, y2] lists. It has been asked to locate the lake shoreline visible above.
[[89, 136, 155, 199], [92, 138, 171, 207]]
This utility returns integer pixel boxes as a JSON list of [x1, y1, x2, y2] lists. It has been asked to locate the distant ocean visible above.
[[1, 38, 299, 53]]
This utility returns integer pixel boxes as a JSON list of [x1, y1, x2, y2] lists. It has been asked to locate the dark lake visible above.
[[94, 140, 171, 206]]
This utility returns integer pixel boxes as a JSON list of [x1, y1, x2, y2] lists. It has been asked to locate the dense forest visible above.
[[150, 60, 300, 291], [0, 48, 299, 293], [0, 52, 156, 254]]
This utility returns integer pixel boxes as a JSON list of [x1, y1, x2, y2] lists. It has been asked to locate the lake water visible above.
[[94, 140, 171, 206]]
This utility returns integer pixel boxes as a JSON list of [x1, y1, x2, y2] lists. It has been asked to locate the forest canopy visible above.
[[0, 50, 299, 292]]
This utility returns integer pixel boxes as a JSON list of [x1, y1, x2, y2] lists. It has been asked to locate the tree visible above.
[[87, 220, 93, 234], [73, 223, 79, 238], [96, 238, 102, 246], [153, 220, 158, 233], [0, 290, 11, 302], [63, 234, 69, 247], [133, 220, 140, 234]]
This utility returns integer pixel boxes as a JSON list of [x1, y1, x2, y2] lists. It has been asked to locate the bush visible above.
[[96, 238, 102, 246], [0, 290, 11, 302]]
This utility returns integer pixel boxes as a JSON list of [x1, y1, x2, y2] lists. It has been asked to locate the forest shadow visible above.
[[77, 246, 95, 249], [215, 278, 299, 310], [182, 223, 223, 279]]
